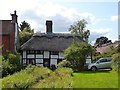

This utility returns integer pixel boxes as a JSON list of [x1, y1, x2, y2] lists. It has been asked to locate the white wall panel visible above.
[[51, 55, 58, 58], [36, 59, 43, 63], [44, 51, 49, 58], [23, 59, 26, 64], [36, 55, 43, 58], [50, 59, 57, 66], [86, 58, 91, 64], [59, 52, 64, 59], [86, 55, 91, 63], [23, 51, 26, 58], [36, 64, 43, 66], [27, 55, 34, 58]]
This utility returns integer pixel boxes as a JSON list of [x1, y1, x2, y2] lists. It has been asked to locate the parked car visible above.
[[88, 58, 112, 71]]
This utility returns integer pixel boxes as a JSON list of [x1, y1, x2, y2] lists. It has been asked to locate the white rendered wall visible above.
[[27, 54, 34, 58], [36, 64, 43, 66], [59, 52, 64, 59], [51, 55, 58, 58], [36, 55, 43, 58], [23, 51, 26, 58], [50, 59, 57, 66], [23, 59, 26, 64], [86, 55, 91, 64], [36, 59, 43, 63], [44, 51, 49, 58]]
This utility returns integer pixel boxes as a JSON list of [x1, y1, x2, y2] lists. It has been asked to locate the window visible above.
[[27, 50, 44, 54], [27, 59, 35, 65], [27, 50, 35, 54], [99, 59, 107, 63], [51, 51, 59, 55], [36, 50, 43, 54], [22, 59, 26, 64]]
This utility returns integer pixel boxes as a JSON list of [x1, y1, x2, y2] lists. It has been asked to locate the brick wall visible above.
[[0, 20, 15, 54]]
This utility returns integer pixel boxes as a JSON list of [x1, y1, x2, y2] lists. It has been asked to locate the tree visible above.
[[20, 21, 31, 31], [64, 42, 93, 71], [69, 19, 90, 42], [95, 36, 112, 47], [19, 21, 34, 45]]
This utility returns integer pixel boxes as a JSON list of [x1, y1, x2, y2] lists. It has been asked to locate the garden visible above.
[[1, 65, 118, 89]]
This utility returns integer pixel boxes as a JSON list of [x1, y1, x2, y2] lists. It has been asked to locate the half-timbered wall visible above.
[[21, 50, 92, 67], [21, 50, 64, 67]]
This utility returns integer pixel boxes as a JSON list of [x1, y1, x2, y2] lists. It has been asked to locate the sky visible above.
[[0, 0, 119, 45]]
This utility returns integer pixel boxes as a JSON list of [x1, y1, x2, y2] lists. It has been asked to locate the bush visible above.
[[2, 65, 52, 88], [112, 53, 120, 71], [2, 52, 25, 77], [64, 42, 93, 71], [57, 60, 70, 68], [32, 68, 73, 88], [55, 67, 73, 76]]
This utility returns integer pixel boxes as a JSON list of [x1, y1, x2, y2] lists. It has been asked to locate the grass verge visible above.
[[72, 70, 118, 88]]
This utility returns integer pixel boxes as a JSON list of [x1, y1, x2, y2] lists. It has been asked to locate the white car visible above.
[[88, 58, 112, 71]]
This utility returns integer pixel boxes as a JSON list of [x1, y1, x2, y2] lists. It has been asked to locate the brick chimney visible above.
[[46, 20, 52, 33], [11, 10, 18, 23]]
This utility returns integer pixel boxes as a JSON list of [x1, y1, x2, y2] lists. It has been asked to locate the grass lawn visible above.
[[72, 70, 118, 88]]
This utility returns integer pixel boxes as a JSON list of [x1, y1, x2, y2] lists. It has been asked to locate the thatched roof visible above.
[[20, 33, 83, 51], [95, 40, 120, 54]]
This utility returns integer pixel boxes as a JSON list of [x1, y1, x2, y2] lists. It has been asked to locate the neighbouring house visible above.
[[0, 11, 19, 54], [20, 20, 92, 67], [95, 40, 120, 54]]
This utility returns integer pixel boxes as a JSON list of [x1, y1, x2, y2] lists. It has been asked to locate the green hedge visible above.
[[55, 67, 73, 76], [32, 68, 73, 88], [2, 65, 52, 89]]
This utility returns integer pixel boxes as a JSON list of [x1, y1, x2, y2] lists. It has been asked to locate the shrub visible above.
[[57, 60, 70, 68], [64, 42, 93, 71], [2, 52, 25, 77], [32, 68, 73, 88], [55, 67, 73, 76], [2, 65, 52, 88], [112, 53, 120, 71]]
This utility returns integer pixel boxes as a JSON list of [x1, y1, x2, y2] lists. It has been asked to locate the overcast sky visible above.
[[0, 0, 119, 44]]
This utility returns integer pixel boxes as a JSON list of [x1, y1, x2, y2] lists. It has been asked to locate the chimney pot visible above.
[[11, 10, 18, 23]]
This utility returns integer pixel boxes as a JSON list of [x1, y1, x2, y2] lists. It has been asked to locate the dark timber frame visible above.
[[21, 50, 63, 67]]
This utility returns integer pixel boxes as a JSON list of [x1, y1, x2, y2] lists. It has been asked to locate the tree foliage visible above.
[[69, 19, 90, 42], [2, 52, 25, 77], [20, 21, 31, 31], [19, 21, 34, 45], [112, 53, 120, 71], [64, 42, 93, 71], [95, 36, 112, 47]]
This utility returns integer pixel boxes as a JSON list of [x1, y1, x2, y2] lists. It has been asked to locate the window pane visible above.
[[36, 50, 43, 54], [51, 51, 59, 55], [27, 50, 34, 54]]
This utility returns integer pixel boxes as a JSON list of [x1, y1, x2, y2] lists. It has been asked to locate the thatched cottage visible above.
[[20, 20, 91, 67]]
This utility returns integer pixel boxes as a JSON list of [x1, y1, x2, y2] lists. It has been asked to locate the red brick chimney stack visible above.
[[11, 10, 18, 23]]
